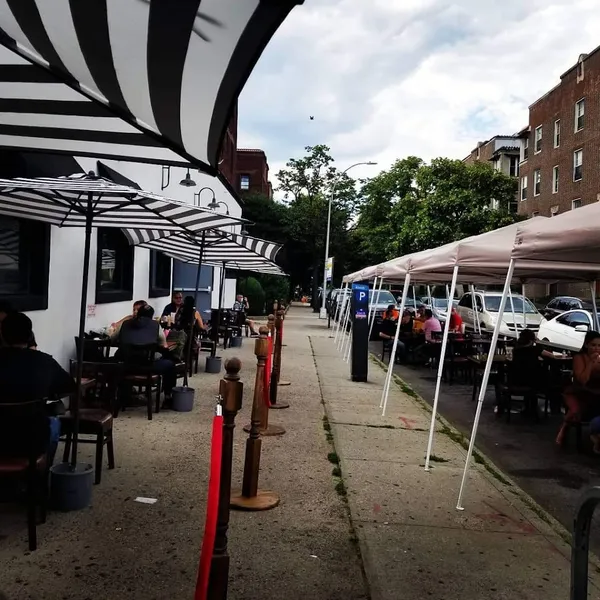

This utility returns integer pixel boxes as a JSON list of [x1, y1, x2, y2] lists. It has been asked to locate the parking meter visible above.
[[351, 282, 369, 382]]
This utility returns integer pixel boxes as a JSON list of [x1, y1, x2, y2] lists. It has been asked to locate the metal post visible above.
[[333, 284, 348, 343], [320, 187, 335, 319], [470, 284, 480, 335], [338, 298, 351, 352], [508, 287, 517, 337], [457, 259, 515, 510], [590, 282, 599, 331], [368, 277, 384, 341], [381, 273, 411, 415], [425, 267, 459, 470]]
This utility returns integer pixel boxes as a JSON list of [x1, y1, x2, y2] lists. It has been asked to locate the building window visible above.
[[554, 119, 560, 148], [509, 156, 519, 177], [532, 211, 540, 217], [572, 198, 582, 209], [552, 166, 559, 194], [95, 228, 134, 304], [240, 174, 250, 190], [533, 169, 541, 196], [534, 126, 542, 153], [575, 99, 585, 132], [573, 149, 583, 181], [522, 137, 529, 161], [0, 216, 50, 312], [520, 175, 528, 201], [148, 250, 172, 298]]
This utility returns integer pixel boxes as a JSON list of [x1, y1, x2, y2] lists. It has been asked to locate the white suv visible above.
[[456, 291, 543, 338]]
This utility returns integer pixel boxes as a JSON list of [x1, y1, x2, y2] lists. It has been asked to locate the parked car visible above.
[[537, 309, 593, 351], [421, 297, 454, 323], [456, 291, 543, 338], [541, 296, 593, 320]]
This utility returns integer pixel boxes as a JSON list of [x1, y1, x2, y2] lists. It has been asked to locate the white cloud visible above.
[[239, 0, 600, 185]]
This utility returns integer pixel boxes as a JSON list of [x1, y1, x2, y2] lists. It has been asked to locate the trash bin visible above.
[[172, 386, 195, 412], [50, 462, 94, 511], [205, 355, 222, 374], [229, 336, 243, 348]]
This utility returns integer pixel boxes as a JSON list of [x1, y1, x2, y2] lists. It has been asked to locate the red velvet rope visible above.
[[195, 410, 224, 600], [264, 332, 273, 406]]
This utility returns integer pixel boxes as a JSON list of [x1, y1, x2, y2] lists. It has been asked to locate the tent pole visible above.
[[457, 259, 515, 510], [71, 191, 94, 469], [212, 262, 226, 357], [367, 277, 379, 328], [470, 284, 480, 335], [427, 285, 433, 309], [591, 282, 599, 331], [338, 296, 351, 352], [521, 283, 527, 331], [412, 285, 417, 310], [368, 277, 384, 341], [508, 287, 517, 337], [381, 273, 411, 415], [332, 282, 347, 342], [186, 231, 206, 385], [344, 319, 353, 363], [425, 266, 459, 471]]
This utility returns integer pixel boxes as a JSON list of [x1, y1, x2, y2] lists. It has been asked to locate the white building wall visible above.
[[25, 159, 241, 368]]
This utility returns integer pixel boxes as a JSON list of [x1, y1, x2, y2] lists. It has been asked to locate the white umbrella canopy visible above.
[[0, 0, 303, 173]]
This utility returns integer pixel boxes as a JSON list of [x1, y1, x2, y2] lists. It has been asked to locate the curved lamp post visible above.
[[319, 161, 377, 319]]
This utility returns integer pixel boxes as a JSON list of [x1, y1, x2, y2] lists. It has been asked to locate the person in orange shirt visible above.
[[382, 304, 399, 321]]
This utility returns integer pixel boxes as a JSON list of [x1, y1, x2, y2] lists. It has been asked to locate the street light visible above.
[[320, 161, 378, 319]]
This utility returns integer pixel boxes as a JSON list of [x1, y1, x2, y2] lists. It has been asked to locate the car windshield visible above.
[[369, 290, 396, 305], [431, 298, 449, 309], [484, 295, 537, 313]]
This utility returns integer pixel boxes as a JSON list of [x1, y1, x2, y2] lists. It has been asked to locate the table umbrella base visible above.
[[230, 490, 280, 511], [243, 423, 286, 436], [270, 401, 290, 410]]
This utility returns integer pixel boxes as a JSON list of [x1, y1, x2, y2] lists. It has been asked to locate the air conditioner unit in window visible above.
[[550, 205, 559, 215]]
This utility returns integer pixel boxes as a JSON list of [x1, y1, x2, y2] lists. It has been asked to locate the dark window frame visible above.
[[95, 228, 134, 304], [240, 174, 250, 190], [148, 250, 172, 298], [0, 215, 51, 312]]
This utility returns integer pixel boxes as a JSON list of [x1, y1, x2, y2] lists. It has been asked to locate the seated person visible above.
[[382, 304, 399, 321], [162, 291, 184, 318], [448, 307, 463, 333], [110, 299, 147, 333], [413, 306, 426, 333], [422, 309, 442, 342], [113, 305, 177, 408], [170, 296, 207, 361], [0, 313, 75, 462], [378, 306, 405, 363], [233, 295, 259, 335], [0, 300, 37, 349], [400, 309, 414, 333], [557, 331, 600, 446]]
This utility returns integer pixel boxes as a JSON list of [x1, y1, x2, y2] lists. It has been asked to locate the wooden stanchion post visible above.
[[231, 330, 280, 511], [207, 358, 243, 600], [278, 302, 290, 386], [243, 326, 285, 435], [270, 309, 291, 410]]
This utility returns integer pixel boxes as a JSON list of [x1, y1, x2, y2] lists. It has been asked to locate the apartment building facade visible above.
[[518, 48, 600, 218], [235, 148, 273, 198]]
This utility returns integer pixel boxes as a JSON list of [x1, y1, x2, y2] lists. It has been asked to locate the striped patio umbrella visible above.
[[0, 172, 245, 468], [0, 0, 302, 174]]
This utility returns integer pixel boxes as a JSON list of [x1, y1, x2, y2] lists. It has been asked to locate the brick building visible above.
[[235, 148, 273, 197], [463, 135, 522, 211], [218, 102, 238, 188], [518, 47, 600, 219]]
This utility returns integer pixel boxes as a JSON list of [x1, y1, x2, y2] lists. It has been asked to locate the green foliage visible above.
[[253, 274, 290, 311], [237, 276, 266, 316]]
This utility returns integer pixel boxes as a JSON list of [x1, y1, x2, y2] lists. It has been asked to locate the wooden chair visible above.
[[0, 399, 49, 551], [117, 344, 162, 420], [61, 363, 118, 485], [443, 339, 474, 385]]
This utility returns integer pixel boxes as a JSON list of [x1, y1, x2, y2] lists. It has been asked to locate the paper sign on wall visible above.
[[87, 304, 96, 317]]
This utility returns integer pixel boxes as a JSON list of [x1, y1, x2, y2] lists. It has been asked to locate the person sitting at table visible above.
[[382, 304, 399, 321], [379, 306, 405, 363], [161, 291, 183, 318], [0, 312, 75, 463], [449, 306, 463, 333], [556, 330, 600, 446], [413, 306, 426, 332], [113, 305, 178, 408], [0, 300, 37, 349], [422, 309, 442, 342], [110, 299, 147, 334], [400, 309, 414, 333], [170, 296, 207, 362], [233, 295, 259, 336]]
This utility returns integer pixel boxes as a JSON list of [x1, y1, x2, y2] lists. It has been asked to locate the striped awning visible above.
[[0, 173, 244, 236], [130, 229, 285, 275], [0, 0, 302, 173]]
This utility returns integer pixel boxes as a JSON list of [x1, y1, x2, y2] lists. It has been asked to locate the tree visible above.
[[276, 145, 358, 308]]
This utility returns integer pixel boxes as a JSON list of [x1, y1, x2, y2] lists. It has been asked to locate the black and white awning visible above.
[[0, 173, 245, 235], [0, 0, 302, 173]]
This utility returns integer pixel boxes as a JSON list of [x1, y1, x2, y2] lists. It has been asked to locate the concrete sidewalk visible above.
[[305, 305, 600, 600]]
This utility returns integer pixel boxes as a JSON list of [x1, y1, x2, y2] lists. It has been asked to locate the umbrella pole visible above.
[[186, 232, 206, 385], [71, 192, 94, 469], [213, 262, 226, 358]]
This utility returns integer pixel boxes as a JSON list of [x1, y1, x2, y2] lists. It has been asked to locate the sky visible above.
[[238, 0, 600, 187]]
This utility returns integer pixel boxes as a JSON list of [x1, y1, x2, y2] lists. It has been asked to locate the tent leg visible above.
[[591, 282, 599, 331], [368, 277, 384, 341], [380, 273, 411, 415], [333, 284, 348, 344], [456, 259, 515, 510], [470, 284, 480, 335], [425, 266, 458, 471]]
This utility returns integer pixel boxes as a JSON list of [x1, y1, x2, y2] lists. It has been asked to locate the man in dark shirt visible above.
[[162, 291, 183, 317], [379, 308, 406, 363], [0, 312, 75, 458], [0, 300, 37, 348]]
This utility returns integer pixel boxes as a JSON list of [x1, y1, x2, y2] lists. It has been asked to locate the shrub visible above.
[[237, 277, 266, 315]]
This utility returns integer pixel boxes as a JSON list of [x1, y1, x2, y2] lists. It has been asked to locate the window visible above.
[[575, 99, 585, 131], [523, 137, 529, 161], [148, 250, 172, 298], [533, 169, 541, 196], [572, 198, 582, 209], [458, 294, 472, 309], [240, 174, 250, 190], [552, 166, 559, 194], [554, 119, 560, 147], [534, 126, 542, 153], [558, 311, 591, 329], [0, 216, 50, 311], [531, 211, 540, 217], [573, 149, 583, 181], [95, 228, 134, 304], [509, 155, 519, 177], [520, 175, 528, 200]]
